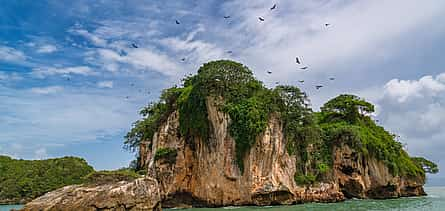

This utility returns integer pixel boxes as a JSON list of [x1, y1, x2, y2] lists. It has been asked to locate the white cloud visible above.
[[97, 81, 113, 88], [88, 47, 181, 76], [32, 66, 95, 78], [0, 71, 23, 81], [214, 0, 445, 81], [70, 28, 107, 46], [0, 46, 26, 62], [356, 73, 445, 177], [383, 75, 445, 103], [159, 25, 227, 65], [34, 148, 48, 160], [30, 86, 64, 95], [36, 44, 58, 53], [0, 85, 140, 146]]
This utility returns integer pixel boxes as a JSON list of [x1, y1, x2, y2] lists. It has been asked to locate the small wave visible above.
[[223, 206, 241, 209]]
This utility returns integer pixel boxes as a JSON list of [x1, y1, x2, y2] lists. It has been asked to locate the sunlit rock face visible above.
[[139, 98, 425, 208], [20, 177, 161, 211]]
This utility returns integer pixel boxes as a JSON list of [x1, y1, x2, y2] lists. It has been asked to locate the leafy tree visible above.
[[124, 87, 183, 152], [412, 157, 439, 174], [125, 60, 437, 181], [320, 94, 374, 124]]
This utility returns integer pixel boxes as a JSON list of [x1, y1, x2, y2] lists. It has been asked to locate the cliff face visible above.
[[139, 98, 425, 207], [333, 144, 425, 199]]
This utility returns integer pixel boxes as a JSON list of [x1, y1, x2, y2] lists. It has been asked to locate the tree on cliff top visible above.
[[125, 60, 438, 178], [320, 94, 374, 124]]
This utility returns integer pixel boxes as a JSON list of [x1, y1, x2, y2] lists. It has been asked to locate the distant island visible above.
[[0, 156, 94, 204], [20, 60, 438, 210]]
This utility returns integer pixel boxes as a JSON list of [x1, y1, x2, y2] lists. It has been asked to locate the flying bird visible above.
[[325, 23, 331, 27], [267, 71, 272, 74], [125, 96, 130, 99], [226, 50, 233, 54], [259, 17, 265, 22], [298, 80, 304, 83], [270, 4, 277, 10], [300, 66, 308, 70], [329, 77, 335, 80], [224, 15, 231, 19], [295, 57, 301, 64], [175, 20, 180, 24], [131, 43, 138, 48], [315, 85, 323, 90], [275, 81, 279, 84], [181, 58, 186, 62]]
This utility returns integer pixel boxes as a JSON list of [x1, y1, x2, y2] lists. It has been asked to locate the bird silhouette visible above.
[[270, 4, 277, 10], [325, 23, 331, 27], [296, 57, 301, 64], [226, 50, 233, 54], [300, 66, 308, 70], [224, 15, 231, 19], [329, 77, 335, 80], [181, 58, 186, 62], [298, 80, 304, 83], [131, 43, 138, 48], [315, 85, 323, 90], [175, 20, 180, 24], [275, 81, 279, 84], [267, 71, 272, 74], [125, 96, 130, 99], [259, 17, 265, 22]]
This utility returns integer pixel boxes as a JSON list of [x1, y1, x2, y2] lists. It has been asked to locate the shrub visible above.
[[154, 148, 177, 164]]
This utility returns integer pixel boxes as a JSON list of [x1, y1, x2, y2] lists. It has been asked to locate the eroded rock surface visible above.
[[20, 177, 161, 211], [138, 98, 425, 207]]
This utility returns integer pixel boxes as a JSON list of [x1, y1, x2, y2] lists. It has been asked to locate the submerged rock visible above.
[[20, 177, 161, 211]]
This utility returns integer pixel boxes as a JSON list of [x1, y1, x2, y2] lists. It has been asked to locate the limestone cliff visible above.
[[138, 97, 425, 207]]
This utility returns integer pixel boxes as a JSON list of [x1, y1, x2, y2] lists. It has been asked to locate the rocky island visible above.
[[21, 60, 438, 210]]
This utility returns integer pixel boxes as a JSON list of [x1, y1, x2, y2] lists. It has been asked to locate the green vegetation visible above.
[[84, 169, 141, 185], [125, 60, 438, 181], [154, 147, 177, 163], [318, 95, 425, 177], [0, 155, 94, 203], [412, 157, 439, 174], [294, 173, 316, 185]]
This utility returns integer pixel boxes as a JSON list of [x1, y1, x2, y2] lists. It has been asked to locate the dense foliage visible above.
[[124, 87, 182, 152], [412, 157, 439, 174], [125, 60, 438, 180], [84, 169, 141, 185], [154, 147, 178, 164], [318, 95, 424, 177], [0, 156, 94, 202]]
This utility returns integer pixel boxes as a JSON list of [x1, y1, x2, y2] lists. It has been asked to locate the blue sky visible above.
[[1, 0, 445, 181]]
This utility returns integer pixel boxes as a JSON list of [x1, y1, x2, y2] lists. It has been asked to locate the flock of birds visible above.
[[64, 3, 335, 100]]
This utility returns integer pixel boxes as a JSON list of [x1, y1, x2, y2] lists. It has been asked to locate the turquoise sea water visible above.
[[2, 187, 444, 211], [0, 205, 22, 211]]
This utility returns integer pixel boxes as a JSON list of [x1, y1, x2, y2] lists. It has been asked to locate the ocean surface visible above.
[[1, 187, 444, 211]]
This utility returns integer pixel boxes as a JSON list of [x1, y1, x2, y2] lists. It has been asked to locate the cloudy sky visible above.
[[0, 0, 444, 181]]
